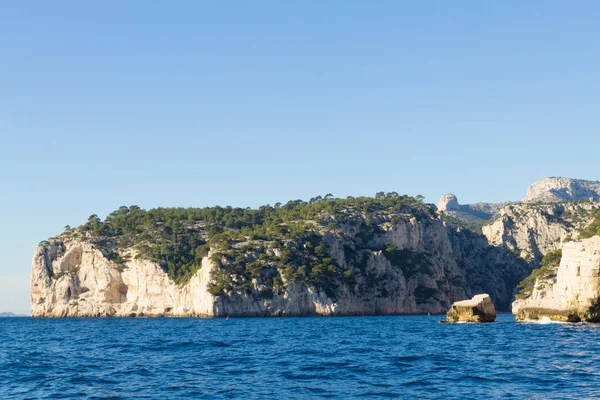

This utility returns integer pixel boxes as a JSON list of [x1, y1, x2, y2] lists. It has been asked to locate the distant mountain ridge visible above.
[[438, 177, 600, 224], [523, 177, 600, 203], [0, 312, 28, 317], [437, 194, 508, 224]]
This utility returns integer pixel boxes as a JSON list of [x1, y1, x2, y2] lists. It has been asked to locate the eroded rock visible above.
[[512, 236, 600, 322], [443, 294, 496, 322], [438, 194, 460, 212], [524, 177, 600, 203]]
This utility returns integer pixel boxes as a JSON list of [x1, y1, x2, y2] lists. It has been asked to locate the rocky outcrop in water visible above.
[[444, 294, 496, 322], [512, 236, 600, 322]]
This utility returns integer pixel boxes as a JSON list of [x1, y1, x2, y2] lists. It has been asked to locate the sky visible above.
[[1, 1, 599, 314]]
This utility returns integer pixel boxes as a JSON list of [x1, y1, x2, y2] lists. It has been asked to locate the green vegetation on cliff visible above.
[[515, 248, 562, 300], [70, 193, 435, 291], [579, 209, 600, 238]]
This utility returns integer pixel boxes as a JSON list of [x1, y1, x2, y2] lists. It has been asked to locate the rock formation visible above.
[[31, 218, 477, 317], [439, 177, 600, 226], [512, 236, 600, 322], [524, 177, 600, 203], [30, 211, 531, 317], [29, 178, 600, 318], [482, 202, 599, 262], [443, 294, 496, 322], [438, 194, 460, 212], [437, 194, 506, 224]]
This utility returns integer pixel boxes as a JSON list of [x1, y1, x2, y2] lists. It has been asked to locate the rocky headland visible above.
[[30, 177, 600, 318]]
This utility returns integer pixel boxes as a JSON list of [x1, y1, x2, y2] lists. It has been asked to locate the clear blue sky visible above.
[[2, 1, 599, 314]]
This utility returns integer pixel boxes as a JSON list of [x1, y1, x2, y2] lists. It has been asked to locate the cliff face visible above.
[[31, 241, 215, 317], [447, 227, 530, 311], [31, 216, 489, 317], [31, 179, 600, 318], [482, 202, 599, 262], [512, 236, 600, 322]]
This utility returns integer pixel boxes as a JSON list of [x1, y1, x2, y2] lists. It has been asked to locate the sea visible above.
[[1, 314, 599, 399]]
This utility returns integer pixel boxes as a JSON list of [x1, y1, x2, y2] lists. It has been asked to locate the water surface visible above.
[[1, 314, 599, 399]]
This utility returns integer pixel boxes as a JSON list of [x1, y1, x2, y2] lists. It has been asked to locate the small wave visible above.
[[524, 317, 568, 324], [358, 390, 400, 398], [459, 374, 509, 383], [402, 378, 437, 387], [210, 341, 231, 348], [390, 355, 423, 362], [281, 372, 331, 381]]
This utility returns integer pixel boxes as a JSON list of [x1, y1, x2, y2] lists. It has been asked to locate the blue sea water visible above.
[[1, 314, 600, 399]]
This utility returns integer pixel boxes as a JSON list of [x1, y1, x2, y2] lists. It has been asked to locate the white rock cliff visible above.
[[30, 178, 600, 318], [512, 236, 600, 322], [524, 177, 600, 203], [31, 217, 480, 317]]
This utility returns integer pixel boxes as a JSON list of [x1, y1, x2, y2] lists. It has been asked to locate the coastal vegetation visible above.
[[515, 249, 562, 300], [579, 209, 600, 238], [69, 193, 434, 292]]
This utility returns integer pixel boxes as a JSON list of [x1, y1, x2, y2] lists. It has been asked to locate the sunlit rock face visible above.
[[31, 177, 600, 319], [31, 215, 525, 318], [512, 236, 600, 322], [444, 294, 496, 323], [437, 194, 506, 224], [438, 194, 460, 212], [482, 202, 599, 261], [524, 177, 600, 203], [30, 241, 216, 317]]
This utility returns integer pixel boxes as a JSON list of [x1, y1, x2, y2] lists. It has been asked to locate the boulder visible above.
[[443, 294, 496, 322]]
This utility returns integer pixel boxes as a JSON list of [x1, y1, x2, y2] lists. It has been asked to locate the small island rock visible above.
[[444, 294, 496, 322]]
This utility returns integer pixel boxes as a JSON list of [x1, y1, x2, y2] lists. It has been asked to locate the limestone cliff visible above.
[[524, 177, 600, 203], [31, 180, 600, 318], [437, 193, 506, 224], [31, 216, 477, 317], [482, 202, 599, 262], [512, 236, 600, 322], [438, 177, 600, 226]]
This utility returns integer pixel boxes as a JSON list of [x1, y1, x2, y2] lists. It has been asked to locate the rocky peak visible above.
[[438, 194, 460, 212], [437, 193, 504, 224], [524, 177, 600, 203]]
